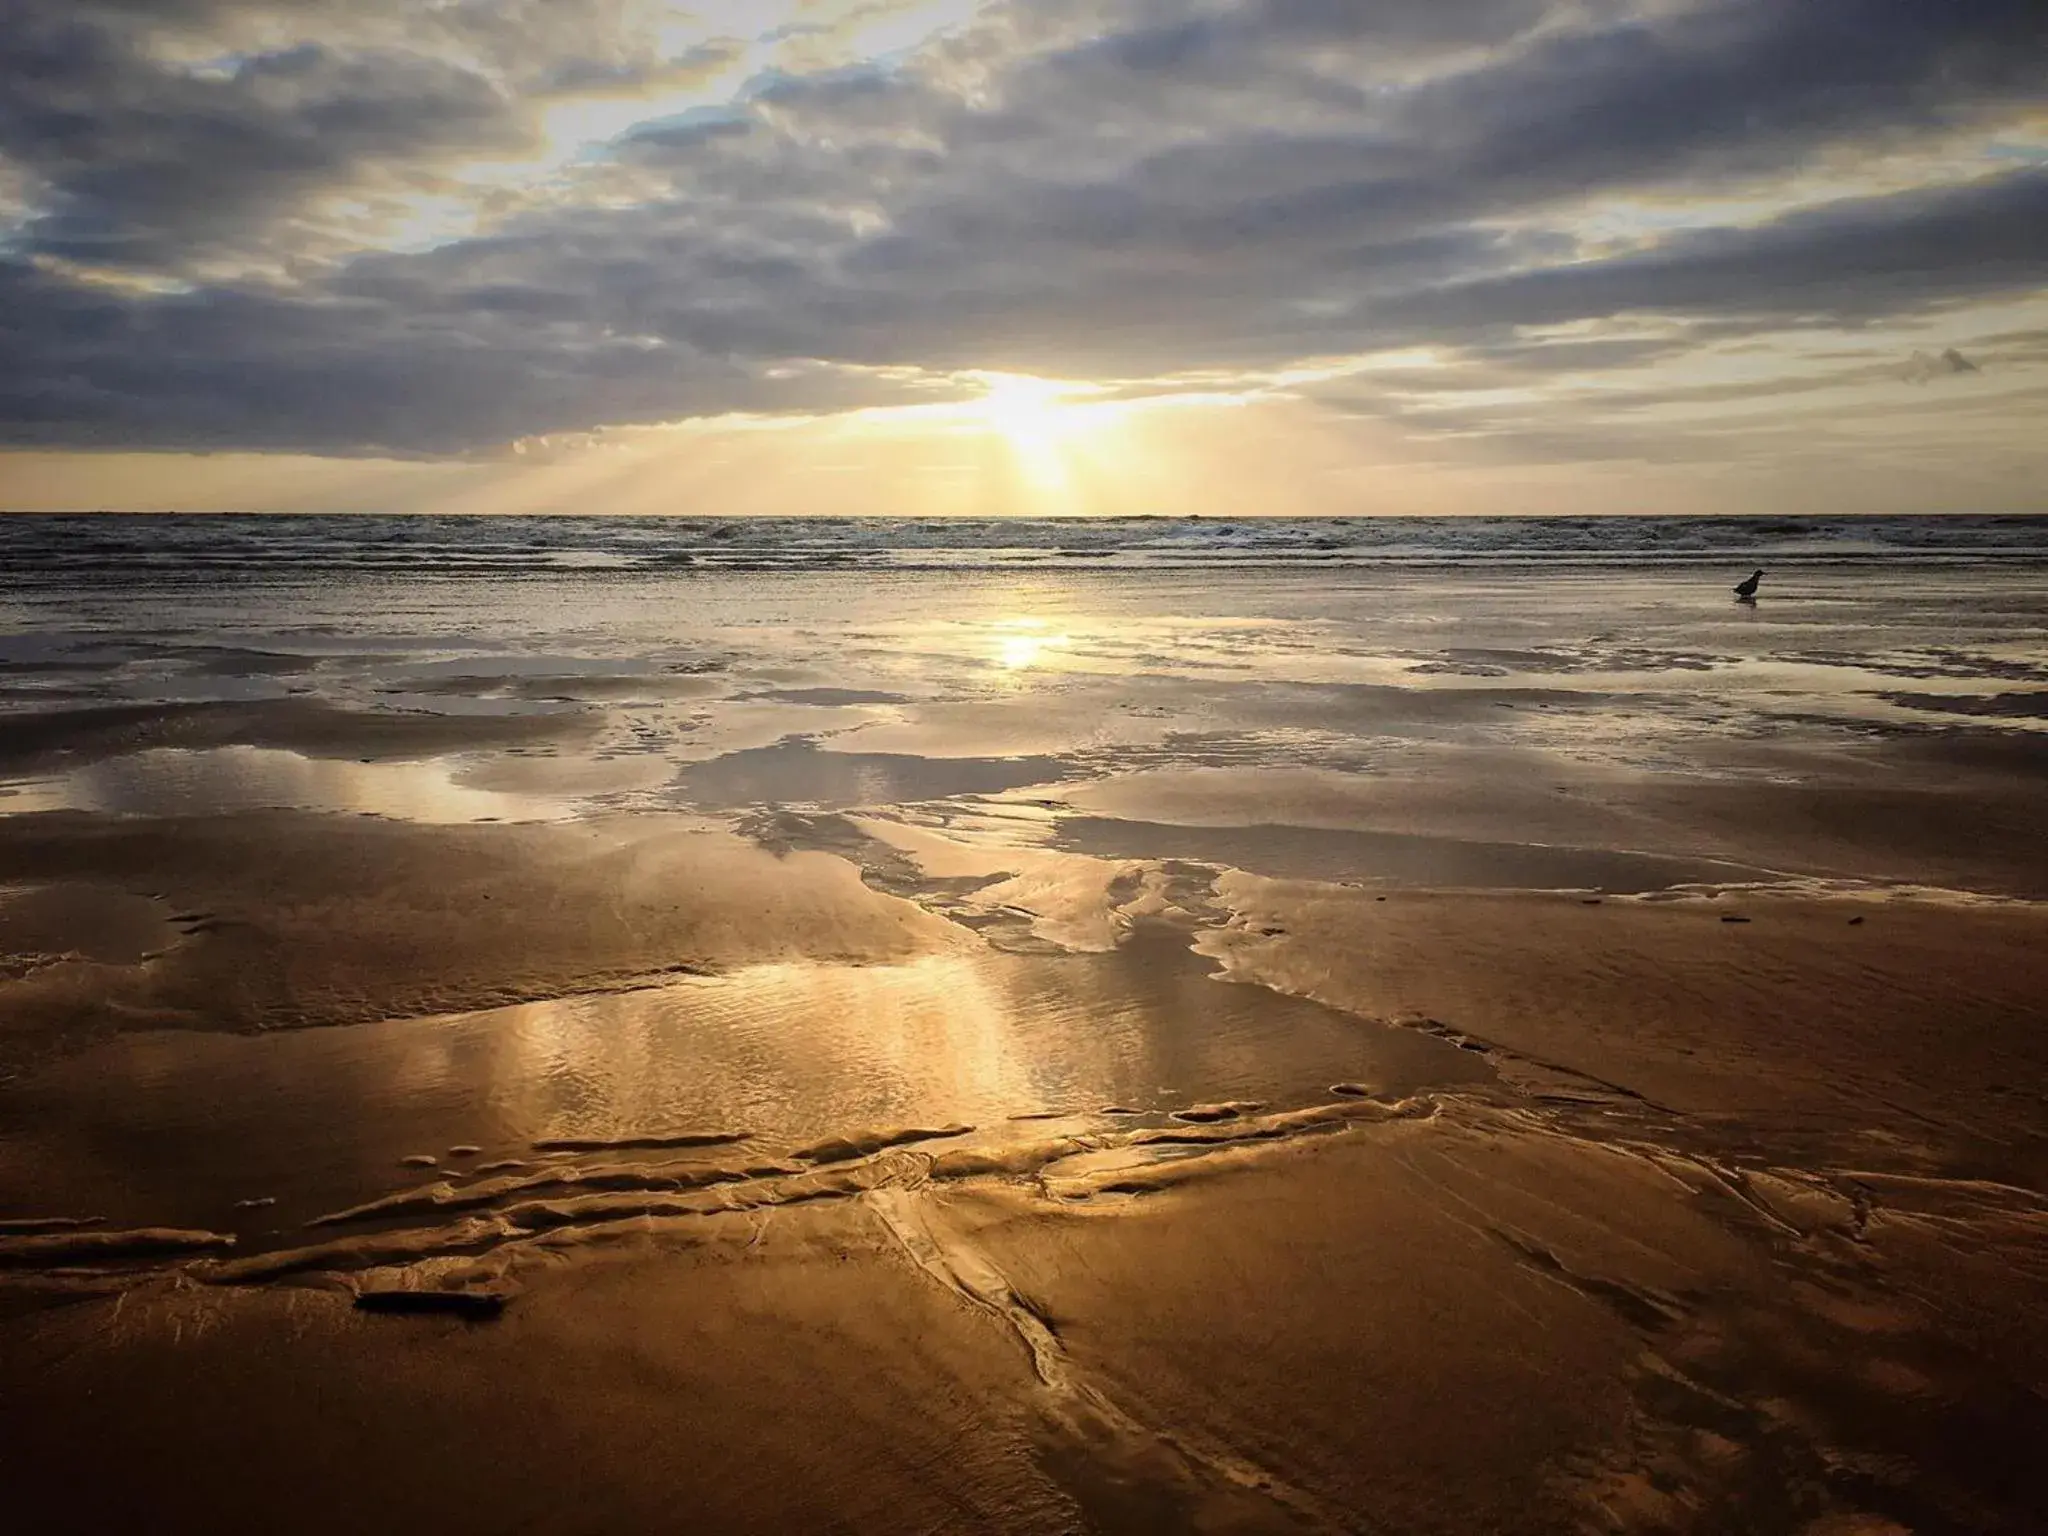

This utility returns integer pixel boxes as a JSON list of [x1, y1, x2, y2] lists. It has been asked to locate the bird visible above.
[[1732, 568, 1763, 601]]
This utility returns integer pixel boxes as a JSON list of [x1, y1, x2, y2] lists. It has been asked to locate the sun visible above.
[[969, 372, 1088, 494], [975, 373, 1071, 441]]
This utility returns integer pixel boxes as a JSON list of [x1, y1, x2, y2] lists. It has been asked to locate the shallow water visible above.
[[4, 554, 2045, 831], [0, 927, 1490, 1241], [0, 745, 571, 822]]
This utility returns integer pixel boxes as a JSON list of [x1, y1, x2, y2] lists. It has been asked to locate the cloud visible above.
[[0, 0, 2043, 459], [1901, 346, 1981, 384], [0, 5, 526, 276]]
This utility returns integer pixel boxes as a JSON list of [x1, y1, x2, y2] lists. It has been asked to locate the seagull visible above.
[[1733, 568, 1763, 601]]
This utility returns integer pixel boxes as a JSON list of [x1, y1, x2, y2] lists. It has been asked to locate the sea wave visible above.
[[2, 512, 2044, 583]]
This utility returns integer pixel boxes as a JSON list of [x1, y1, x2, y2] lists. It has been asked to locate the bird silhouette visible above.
[[1733, 568, 1763, 601]]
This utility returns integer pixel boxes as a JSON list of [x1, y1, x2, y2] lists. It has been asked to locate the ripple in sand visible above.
[[0, 1226, 235, 1266], [794, 1123, 974, 1164], [0, 1215, 106, 1235], [0, 1095, 1439, 1295], [1171, 1101, 1263, 1124]]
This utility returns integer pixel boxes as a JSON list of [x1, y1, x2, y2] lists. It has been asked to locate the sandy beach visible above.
[[4, 521, 2047, 1533]]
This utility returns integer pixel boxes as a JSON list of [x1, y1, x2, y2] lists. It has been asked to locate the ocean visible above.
[[3, 511, 2047, 583]]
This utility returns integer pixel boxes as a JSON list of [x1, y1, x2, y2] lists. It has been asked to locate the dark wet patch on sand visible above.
[[0, 882, 180, 967], [0, 697, 597, 776], [353, 1285, 509, 1319], [1405, 644, 1726, 677], [393, 671, 730, 704], [1056, 815, 1766, 893], [673, 737, 1073, 811], [1878, 689, 2048, 720], [735, 687, 914, 706]]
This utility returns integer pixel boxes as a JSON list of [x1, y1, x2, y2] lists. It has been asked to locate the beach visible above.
[[3, 515, 2047, 1533]]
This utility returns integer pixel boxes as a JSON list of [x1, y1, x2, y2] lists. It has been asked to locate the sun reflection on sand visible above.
[[0, 919, 1482, 1231], [994, 620, 1072, 671]]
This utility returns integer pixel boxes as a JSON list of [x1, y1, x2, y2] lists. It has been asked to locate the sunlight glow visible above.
[[994, 621, 1071, 670], [974, 373, 1076, 439], [964, 372, 1109, 506], [973, 374, 1086, 476]]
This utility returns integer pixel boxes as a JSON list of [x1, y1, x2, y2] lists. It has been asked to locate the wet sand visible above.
[[4, 563, 2048, 1533]]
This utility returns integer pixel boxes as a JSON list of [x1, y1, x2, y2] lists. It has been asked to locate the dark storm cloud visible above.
[[0, 0, 2043, 454]]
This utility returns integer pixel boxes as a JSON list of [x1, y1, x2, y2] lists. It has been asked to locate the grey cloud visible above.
[[1365, 170, 2048, 346], [913, 0, 2048, 285], [1300, 328, 2036, 474], [0, 255, 920, 457], [1405, 1, 2048, 189], [1031, 0, 1557, 84], [0, 0, 719, 273], [1901, 347, 1981, 384], [0, 6, 526, 272], [1, 0, 2044, 455]]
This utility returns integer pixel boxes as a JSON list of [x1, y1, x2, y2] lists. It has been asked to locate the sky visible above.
[[1, 0, 2043, 517]]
